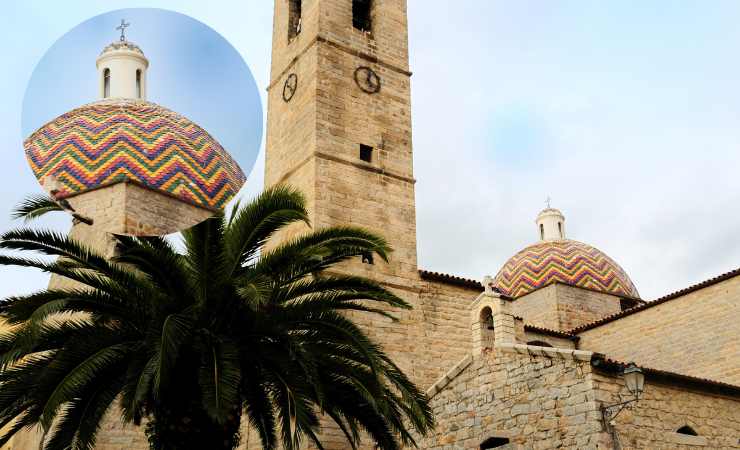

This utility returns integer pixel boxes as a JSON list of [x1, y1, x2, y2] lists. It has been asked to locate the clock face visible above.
[[354, 66, 381, 94], [282, 73, 298, 102]]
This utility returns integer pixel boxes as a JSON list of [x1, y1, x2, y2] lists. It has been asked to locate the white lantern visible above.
[[623, 362, 645, 399]]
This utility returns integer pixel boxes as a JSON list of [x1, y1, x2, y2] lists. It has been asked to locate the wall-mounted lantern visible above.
[[602, 362, 645, 425]]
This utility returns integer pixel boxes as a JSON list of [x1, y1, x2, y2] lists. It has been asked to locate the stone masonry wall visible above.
[[512, 284, 624, 332], [420, 347, 740, 449], [553, 284, 624, 331], [591, 370, 740, 450], [419, 349, 610, 449], [578, 274, 740, 385], [522, 328, 576, 349], [511, 285, 559, 330], [66, 181, 214, 237]]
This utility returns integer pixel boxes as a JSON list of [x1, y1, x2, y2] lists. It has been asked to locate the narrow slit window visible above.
[[288, 0, 302, 40], [360, 144, 373, 162], [539, 224, 544, 240], [558, 221, 562, 238], [676, 426, 698, 436], [103, 68, 111, 98], [136, 69, 142, 98], [526, 340, 553, 348], [352, 0, 372, 32]]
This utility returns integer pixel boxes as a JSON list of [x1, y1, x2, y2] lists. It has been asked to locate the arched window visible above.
[[481, 437, 510, 449], [676, 426, 698, 436], [136, 69, 142, 98], [557, 221, 562, 238], [539, 223, 544, 240], [477, 306, 495, 351], [103, 68, 111, 98], [480, 307, 494, 330], [526, 340, 553, 348]]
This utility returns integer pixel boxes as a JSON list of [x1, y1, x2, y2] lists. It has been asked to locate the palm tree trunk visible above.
[[146, 401, 242, 450]]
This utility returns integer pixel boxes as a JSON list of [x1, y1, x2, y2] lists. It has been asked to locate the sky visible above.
[[22, 8, 263, 170], [1, 1, 740, 300]]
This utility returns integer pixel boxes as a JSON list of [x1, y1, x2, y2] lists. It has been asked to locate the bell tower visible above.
[[265, 0, 417, 283]]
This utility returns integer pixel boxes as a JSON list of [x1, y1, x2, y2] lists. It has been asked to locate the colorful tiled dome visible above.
[[493, 239, 640, 299], [24, 99, 246, 210]]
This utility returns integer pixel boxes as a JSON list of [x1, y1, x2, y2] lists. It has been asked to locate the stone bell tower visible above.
[[265, 0, 417, 284]]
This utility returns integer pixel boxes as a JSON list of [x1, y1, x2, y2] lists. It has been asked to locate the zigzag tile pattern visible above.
[[23, 99, 246, 210], [494, 239, 639, 299]]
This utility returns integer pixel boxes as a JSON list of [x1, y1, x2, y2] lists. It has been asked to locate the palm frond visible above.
[[0, 186, 432, 449], [11, 194, 63, 223], [223, 185, 309, 276], [197, 337, 241, 424]]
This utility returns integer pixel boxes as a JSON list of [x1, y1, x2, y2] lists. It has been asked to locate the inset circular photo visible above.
[[22, 8, 262, 235]]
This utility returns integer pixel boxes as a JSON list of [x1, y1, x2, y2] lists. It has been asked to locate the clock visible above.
[[354, 66, 381, 94], [282, 73, 298, 102]]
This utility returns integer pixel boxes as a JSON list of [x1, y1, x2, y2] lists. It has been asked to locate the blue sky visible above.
[[2, 1, 740, 300], [22, 8, 263, 166]]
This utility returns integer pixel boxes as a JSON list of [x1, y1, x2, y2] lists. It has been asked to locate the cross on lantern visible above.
[[116, 19, 130, 42]]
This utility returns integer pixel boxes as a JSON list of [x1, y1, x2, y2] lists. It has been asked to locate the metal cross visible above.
[[116, 19, 130, 42], [545, 196, 551, 209]]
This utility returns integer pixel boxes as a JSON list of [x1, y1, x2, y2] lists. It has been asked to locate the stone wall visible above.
[[521, 327, 576, 349], [578, 274, 740, 385], [420, 345, 740, 449], [66, 181, 214, 237], [512, 284, 624, 332], [592, 370, 740, 449], [419, 348, 610, 449]]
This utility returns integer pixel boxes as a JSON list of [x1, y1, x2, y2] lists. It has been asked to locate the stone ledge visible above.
[[667, 432, 708, 446], [496, 342, 594, 362], [426, 354, 473, 398]]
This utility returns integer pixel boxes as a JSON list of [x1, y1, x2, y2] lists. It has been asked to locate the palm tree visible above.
[[0, 186, 433, 450]]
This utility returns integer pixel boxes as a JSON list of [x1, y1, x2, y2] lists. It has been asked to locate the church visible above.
[[7, 1, 740, 449]]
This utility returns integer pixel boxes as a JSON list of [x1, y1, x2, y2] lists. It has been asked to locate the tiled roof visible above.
[[494, 239, 640, 299], [569, 266, 740, 334], [591, 355, 740, 397], [418, 269, 483, 290], [24, 99, 246, 211], [522, 322, 579, 341]]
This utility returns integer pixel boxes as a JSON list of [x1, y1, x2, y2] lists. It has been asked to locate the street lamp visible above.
[[602, 362, 645, 425], [622, 362, 645, 400]]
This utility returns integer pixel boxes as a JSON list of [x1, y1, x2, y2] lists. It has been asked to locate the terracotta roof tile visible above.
[[569, 266, 740, 333], [522, 322, 579, 341], [418, 269, 483, 290], [591, 355, 740, 397]]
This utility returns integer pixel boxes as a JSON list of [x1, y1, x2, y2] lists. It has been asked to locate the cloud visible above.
[[409, 0, 740, 299]]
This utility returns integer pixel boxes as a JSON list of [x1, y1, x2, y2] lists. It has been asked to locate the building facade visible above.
[[5, 1, 740, 449], [256, 1, 740, 448]]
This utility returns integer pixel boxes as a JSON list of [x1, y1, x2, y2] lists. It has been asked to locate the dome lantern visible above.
[[96, 19, 149, 100], [536, 206, 565, 241]]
